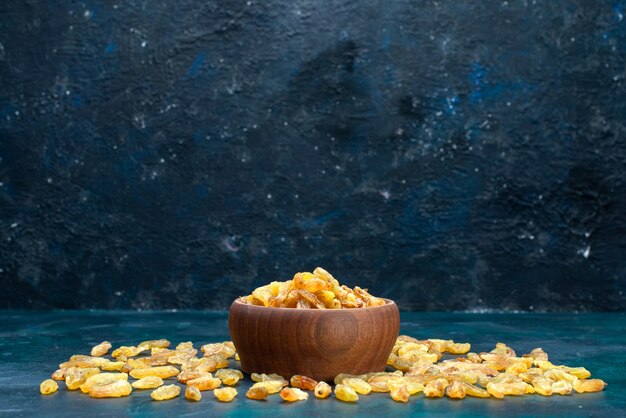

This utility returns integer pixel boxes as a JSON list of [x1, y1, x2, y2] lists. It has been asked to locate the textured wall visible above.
[[0, 1, 625, 311]]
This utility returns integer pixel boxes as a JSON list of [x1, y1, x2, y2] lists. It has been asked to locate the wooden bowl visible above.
[[228, 298, 400, 382]]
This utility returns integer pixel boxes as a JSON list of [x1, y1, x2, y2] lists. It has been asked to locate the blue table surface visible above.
[[0, 310, 624, 417]]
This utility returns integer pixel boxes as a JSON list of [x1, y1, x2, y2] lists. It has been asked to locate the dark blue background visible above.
[[0, 1, 624, 311]]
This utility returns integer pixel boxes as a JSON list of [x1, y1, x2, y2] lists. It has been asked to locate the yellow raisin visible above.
[[60, 356, 108, 369], [215, 369, 243, 386], [250, 380, 284, 394], [535, 360, 558, 371], [90, 341, 112, 357], [280, 387, 309, 402], [333, 373, 362, 385], [290, 375, 318, 391], [486, 381, 526, 398], [138, 339, 171, 351], [100, 361, 125, 371], [151, 384, 181, 401], [531, 376, 554, 396], [202, 354, 229, 372], [201, 343, 236, 358], [523, 348, 549, 362], [40, 379, 58, 395], [448, 342, 471, 354], [424, 378, 449, 398], [80, 372, 128, 393], [246, 386, 269, 400], [563, 367, 591, 379], [461, 382, 490, 398], [551, 380, 573, 395], [51, 369, 66, 381], [129, 366, 180, 379], [343, 378, 372, 395], [187, 375, 221, 391], [111, 346, 144, 359], [573, 379, 607, 393], [505, 362, 528, 375], [65, 367, 100, 390], [334, 384, 358, 402], [314, 381, 332, 399], [389, 383, 410, 403], [178, 371, 212, 384], [132, 376, 164, 389], [89, 380, 133, 398], [251, 373, 288, 385], [544, 369, 577, 383], [445, 381, 466, 399], [215, 387, 238, 402], [185, 385, 202, 401], [175, 341, 194, 351], [367, 374, 402, 393]]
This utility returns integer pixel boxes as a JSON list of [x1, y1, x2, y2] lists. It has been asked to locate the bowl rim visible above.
[[231, 296, 397, 311]]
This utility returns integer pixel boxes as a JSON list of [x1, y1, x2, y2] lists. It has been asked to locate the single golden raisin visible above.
[[334, 384, 358, 402], [151, 384, 181, 401], [40, 379, 59, 395], [178, 371, 212, 384], [111, 346, 144, 359], [185, 385, 202, 401], [563, 367, 591, 379], [461, 382, 490, 398], [100, 361, 125, 371], [89, 380, 133, 398], [51, 369, 65, 381], [60, 356, 108, 369], [251, 380, 283, 394], [280, 387, 309, 402], [131, 376, 164, 389], [246, 386, 269, 400], [65, 367, 100, 390], [448, 342, 471, 354], [523, 348, 549, 362], [333, 373, 362, 385], [175, 341, 194, 351], [138, 339, 171, 351], [573, 379, 607, 393], [314, 381, 332, 399], [250, 372, 285, 383], [551, 380, 573, 395], [367, 374, 402, 393], [202, 354, 229, 372], [486, 381, 526, 398], [389, 383, 410, 403], [342, 378, 372, 395], [215, 387, 238, 402], [423, 378, 449, 398], [91, 341, 112, 357], [129, 366, 180, 379], [80, 372, 128, 393], [187, 375, 221, 391], [290, 375, 318, 391], [445, 381, 466, 399], [201, 343, 236, 358], [505, 362, 528, 375], [544, 369, 577, 383], [215, 368, 243, 386]]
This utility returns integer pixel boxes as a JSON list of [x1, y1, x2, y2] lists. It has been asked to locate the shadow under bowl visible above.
[[228, 297, 400, 382]]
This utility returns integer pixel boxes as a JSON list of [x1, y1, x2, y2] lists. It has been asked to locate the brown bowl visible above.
[[228, 297, 400, 382]]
